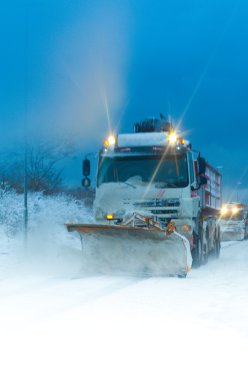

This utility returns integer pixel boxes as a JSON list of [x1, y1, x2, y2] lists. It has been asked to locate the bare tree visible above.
[[0, 151, 23, 192], [0, 140, 75, 194]]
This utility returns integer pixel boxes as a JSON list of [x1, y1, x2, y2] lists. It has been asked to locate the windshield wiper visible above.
[[155, 182, 181, 188], [123, 181, 136, 189]]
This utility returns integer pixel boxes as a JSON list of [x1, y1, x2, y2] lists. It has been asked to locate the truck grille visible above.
[[133, 199, 180, 208], [150, 209, 178, 216]]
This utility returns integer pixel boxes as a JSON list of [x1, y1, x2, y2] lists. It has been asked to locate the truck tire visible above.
[[212, 234, 220, 259], [201, 242, 208, 265], [177, 273, 187, 278], [192, 233, 203, 268]]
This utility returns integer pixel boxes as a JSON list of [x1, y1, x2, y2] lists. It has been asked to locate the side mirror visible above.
[[198, 157, 206, 175], [199, 176, 207, 186], [82, 177, 91, 188], [83, 158, 91, 177]]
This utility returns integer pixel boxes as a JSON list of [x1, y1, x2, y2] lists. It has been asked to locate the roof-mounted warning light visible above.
[[167, 130, 185, 146], [103, 134, 117, 150], [168, 131, 177, 145]]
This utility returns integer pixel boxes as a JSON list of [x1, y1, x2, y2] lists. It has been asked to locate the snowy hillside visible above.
[[0, 191, 248, 380]]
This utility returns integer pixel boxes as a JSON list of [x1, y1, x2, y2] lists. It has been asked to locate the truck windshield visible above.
[[97, 154, 189, 188]]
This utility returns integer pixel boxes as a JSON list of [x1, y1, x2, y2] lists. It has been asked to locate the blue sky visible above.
[[1, 0, 248, 198]]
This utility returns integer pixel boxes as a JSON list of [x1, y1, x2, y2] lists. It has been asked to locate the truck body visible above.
[[220, 203, 248, 241], [90, 118, 221, 267]]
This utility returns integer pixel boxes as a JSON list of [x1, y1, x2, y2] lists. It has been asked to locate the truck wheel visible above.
[[201, 243, 208, 265], [192, 233, 202, 268], [212, 235, 220, 259], [177, 273, 187, 278]]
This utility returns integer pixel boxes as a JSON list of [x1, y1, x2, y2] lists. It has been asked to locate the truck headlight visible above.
[[168, 131, 178, 145], [221, 206, 228, 215]]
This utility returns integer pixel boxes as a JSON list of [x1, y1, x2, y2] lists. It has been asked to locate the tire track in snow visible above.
[[0, 274, 150, 328]]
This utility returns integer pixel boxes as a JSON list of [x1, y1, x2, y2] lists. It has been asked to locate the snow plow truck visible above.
[[67, 117, 221, 277], [219, 202, 248, 241]]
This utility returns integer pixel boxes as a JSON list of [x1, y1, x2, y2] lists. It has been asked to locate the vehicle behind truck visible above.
[[220, 203, 248, 241]]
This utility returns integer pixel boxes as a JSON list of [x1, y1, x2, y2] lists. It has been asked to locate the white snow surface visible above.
[[0, 191, 248, 380]]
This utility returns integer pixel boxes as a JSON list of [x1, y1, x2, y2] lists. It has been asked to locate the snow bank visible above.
[[0, 190, 93, 278]]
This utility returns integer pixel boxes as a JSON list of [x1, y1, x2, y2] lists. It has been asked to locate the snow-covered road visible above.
[[0, 239, 248, 380]]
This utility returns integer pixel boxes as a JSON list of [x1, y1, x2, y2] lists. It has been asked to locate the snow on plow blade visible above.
[[66, 219, 192, 277]]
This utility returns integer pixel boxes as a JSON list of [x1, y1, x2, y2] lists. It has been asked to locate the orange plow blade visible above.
[[66, 221, 192, 277]]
